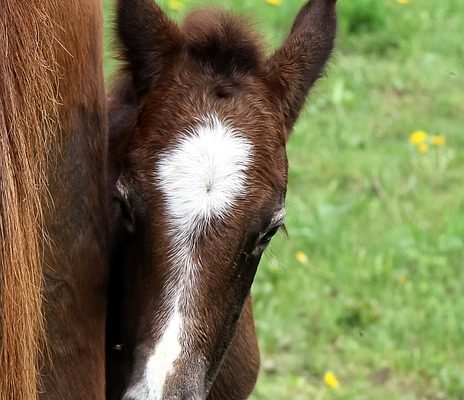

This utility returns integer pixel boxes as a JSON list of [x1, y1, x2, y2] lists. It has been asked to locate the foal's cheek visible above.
[[235, 252, 263, 294], [247, 253, 263, 276]]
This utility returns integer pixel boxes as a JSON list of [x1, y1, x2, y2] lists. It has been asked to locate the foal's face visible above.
[[118, 72, 287, 398], [110, 0, 336, 399]]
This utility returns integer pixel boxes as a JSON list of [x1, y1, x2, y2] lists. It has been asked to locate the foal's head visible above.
[[108, 0, 336, 398]]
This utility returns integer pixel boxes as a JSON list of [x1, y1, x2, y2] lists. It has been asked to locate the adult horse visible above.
[[0, 1, 107, 399], [107, 0, 337, 398]]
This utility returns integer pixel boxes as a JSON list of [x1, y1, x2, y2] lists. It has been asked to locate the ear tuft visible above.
[[182, 8, 264, 77], [267, 0, 337, 136]]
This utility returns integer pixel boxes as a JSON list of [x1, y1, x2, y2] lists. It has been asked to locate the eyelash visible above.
[[255, 223, 285, 252], [259, 226, 280, 245]]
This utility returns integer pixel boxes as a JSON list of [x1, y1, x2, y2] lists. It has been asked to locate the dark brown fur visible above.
[[39, 1, 108, 398], [0, 1, 107, 399], [107, 1, 337, 398], [207, 298, 260, 400]]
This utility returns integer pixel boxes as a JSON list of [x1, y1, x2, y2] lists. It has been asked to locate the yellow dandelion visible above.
[[396, 273, 407, 285], [266, 0, 283, 6], [295, 251, 309, 265], [168, 0, 183, 11], [409, 130, 428, 145], [396, 0, 411, 4], [431, 135, 446, 147], [417, 142, 429, 155], [324, 371, 340, 389]]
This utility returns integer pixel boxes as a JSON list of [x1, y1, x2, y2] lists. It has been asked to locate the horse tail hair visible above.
[[0, 2, 59, 398]]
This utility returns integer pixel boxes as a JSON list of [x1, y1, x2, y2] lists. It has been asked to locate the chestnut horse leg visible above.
[[39, 0, 108, 398], [208, 297, 260, 400]]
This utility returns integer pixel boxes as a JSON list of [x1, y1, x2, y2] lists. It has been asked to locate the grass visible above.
[[103, 0, 464, 398]]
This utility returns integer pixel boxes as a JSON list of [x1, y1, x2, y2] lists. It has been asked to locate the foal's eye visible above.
[[119, 199, 133, 227], [115, 180, 136, 233], [260, 226, 280, 245], [255, 225, 281, 253]]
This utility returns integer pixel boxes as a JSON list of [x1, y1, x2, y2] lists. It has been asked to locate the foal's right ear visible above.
[[117, 0, 183, 97], [266, 0, 337, 137]]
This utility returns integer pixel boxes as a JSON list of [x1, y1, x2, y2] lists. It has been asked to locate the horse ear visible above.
[[266, 0, 337, 138], [117, 0, 183, 97]]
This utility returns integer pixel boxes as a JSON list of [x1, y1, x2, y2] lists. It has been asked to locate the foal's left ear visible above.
[[117, 0, 183, 97], [266, 0, 337, 139]]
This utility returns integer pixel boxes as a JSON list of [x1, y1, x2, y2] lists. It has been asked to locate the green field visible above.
[[103, 0, 464, 398]]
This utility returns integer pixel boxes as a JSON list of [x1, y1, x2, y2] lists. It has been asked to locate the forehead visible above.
[[133, 53, 288, 202], [140, 68, 285, 145]]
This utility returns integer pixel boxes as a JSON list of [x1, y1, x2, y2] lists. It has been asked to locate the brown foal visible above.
[[107, 0, 337, 399]]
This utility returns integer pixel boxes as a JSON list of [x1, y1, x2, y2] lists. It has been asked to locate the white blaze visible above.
[[144, 299, 182, 398], [157, 115, 253, 235], [132, 115, 253, 399], [125, 300, 183, 400]]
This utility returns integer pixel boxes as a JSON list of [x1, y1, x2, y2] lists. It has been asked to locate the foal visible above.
[[107, 0, 337, 398]]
